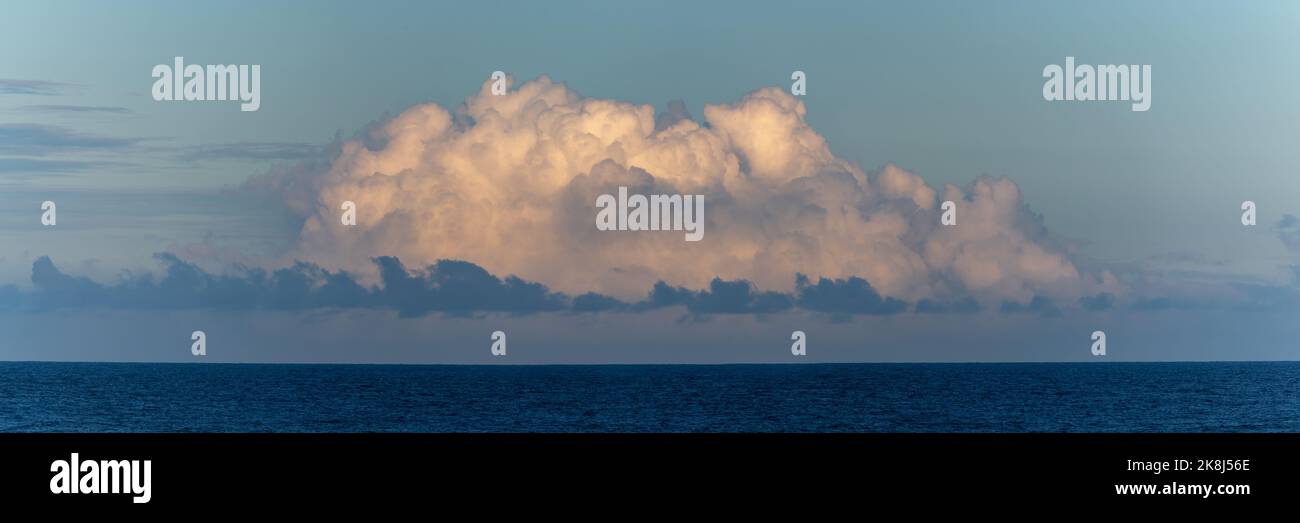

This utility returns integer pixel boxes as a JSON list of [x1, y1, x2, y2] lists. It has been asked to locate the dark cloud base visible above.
[[1, 254, 929, 318], [3, 254, 1294, 318]]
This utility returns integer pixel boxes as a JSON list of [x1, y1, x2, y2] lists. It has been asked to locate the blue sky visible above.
[[1, 0, 1298, 362]]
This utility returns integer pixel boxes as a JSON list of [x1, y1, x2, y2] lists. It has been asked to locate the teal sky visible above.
[[1, 1, 1297, 362]]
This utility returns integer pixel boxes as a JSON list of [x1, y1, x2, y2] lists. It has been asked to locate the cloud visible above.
[[0, 123, 139, 155], [372, 256, 568, 317], [18, 254, 1299, 319], [20, 254, 570, 317], [686, 277, 794, 314], [794, 273, 906, 315], [14, 105, 131, 114], [0, 158, 119, 175], [8, 255, 868, 318], [1078, 292, 1116, 311], [246, 76, 1118, 308], [999, 295, 1063, 317], [0, 79, 77, 96], [25, 254, 370, 311], [654, 99, 693, 132], [571, 292, 626, 312], [632, 281, 695, 311], [177, 142, 326, 162]]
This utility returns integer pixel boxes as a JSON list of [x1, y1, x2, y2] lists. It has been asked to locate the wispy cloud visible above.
[[177, 142, 325, 162], [14, 104, 132, 115], [0, 79, 78, 96], [0, 123, 140, 155], [0, 157, 119, 175]]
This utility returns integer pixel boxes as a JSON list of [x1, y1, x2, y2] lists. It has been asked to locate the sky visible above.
[[0, 0, 1298, 363]]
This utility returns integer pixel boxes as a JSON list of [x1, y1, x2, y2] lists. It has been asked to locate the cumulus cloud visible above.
[[244, 75, 1118, 307], [373, 257, 568, 317], [794, 274, 906, 315], [686, 278, 794, 315]]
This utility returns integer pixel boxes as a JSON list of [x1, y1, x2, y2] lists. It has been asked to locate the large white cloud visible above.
[[252, 75, 1120, 303]]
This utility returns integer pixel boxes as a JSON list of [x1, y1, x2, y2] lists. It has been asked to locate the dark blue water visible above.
[[1, 362, 1297, 432]]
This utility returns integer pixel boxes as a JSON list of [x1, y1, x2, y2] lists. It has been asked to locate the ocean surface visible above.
[[1, 362, 1297, 432]]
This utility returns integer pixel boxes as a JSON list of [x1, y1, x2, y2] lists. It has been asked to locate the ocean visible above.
[[1, 361, 1296, 432]]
